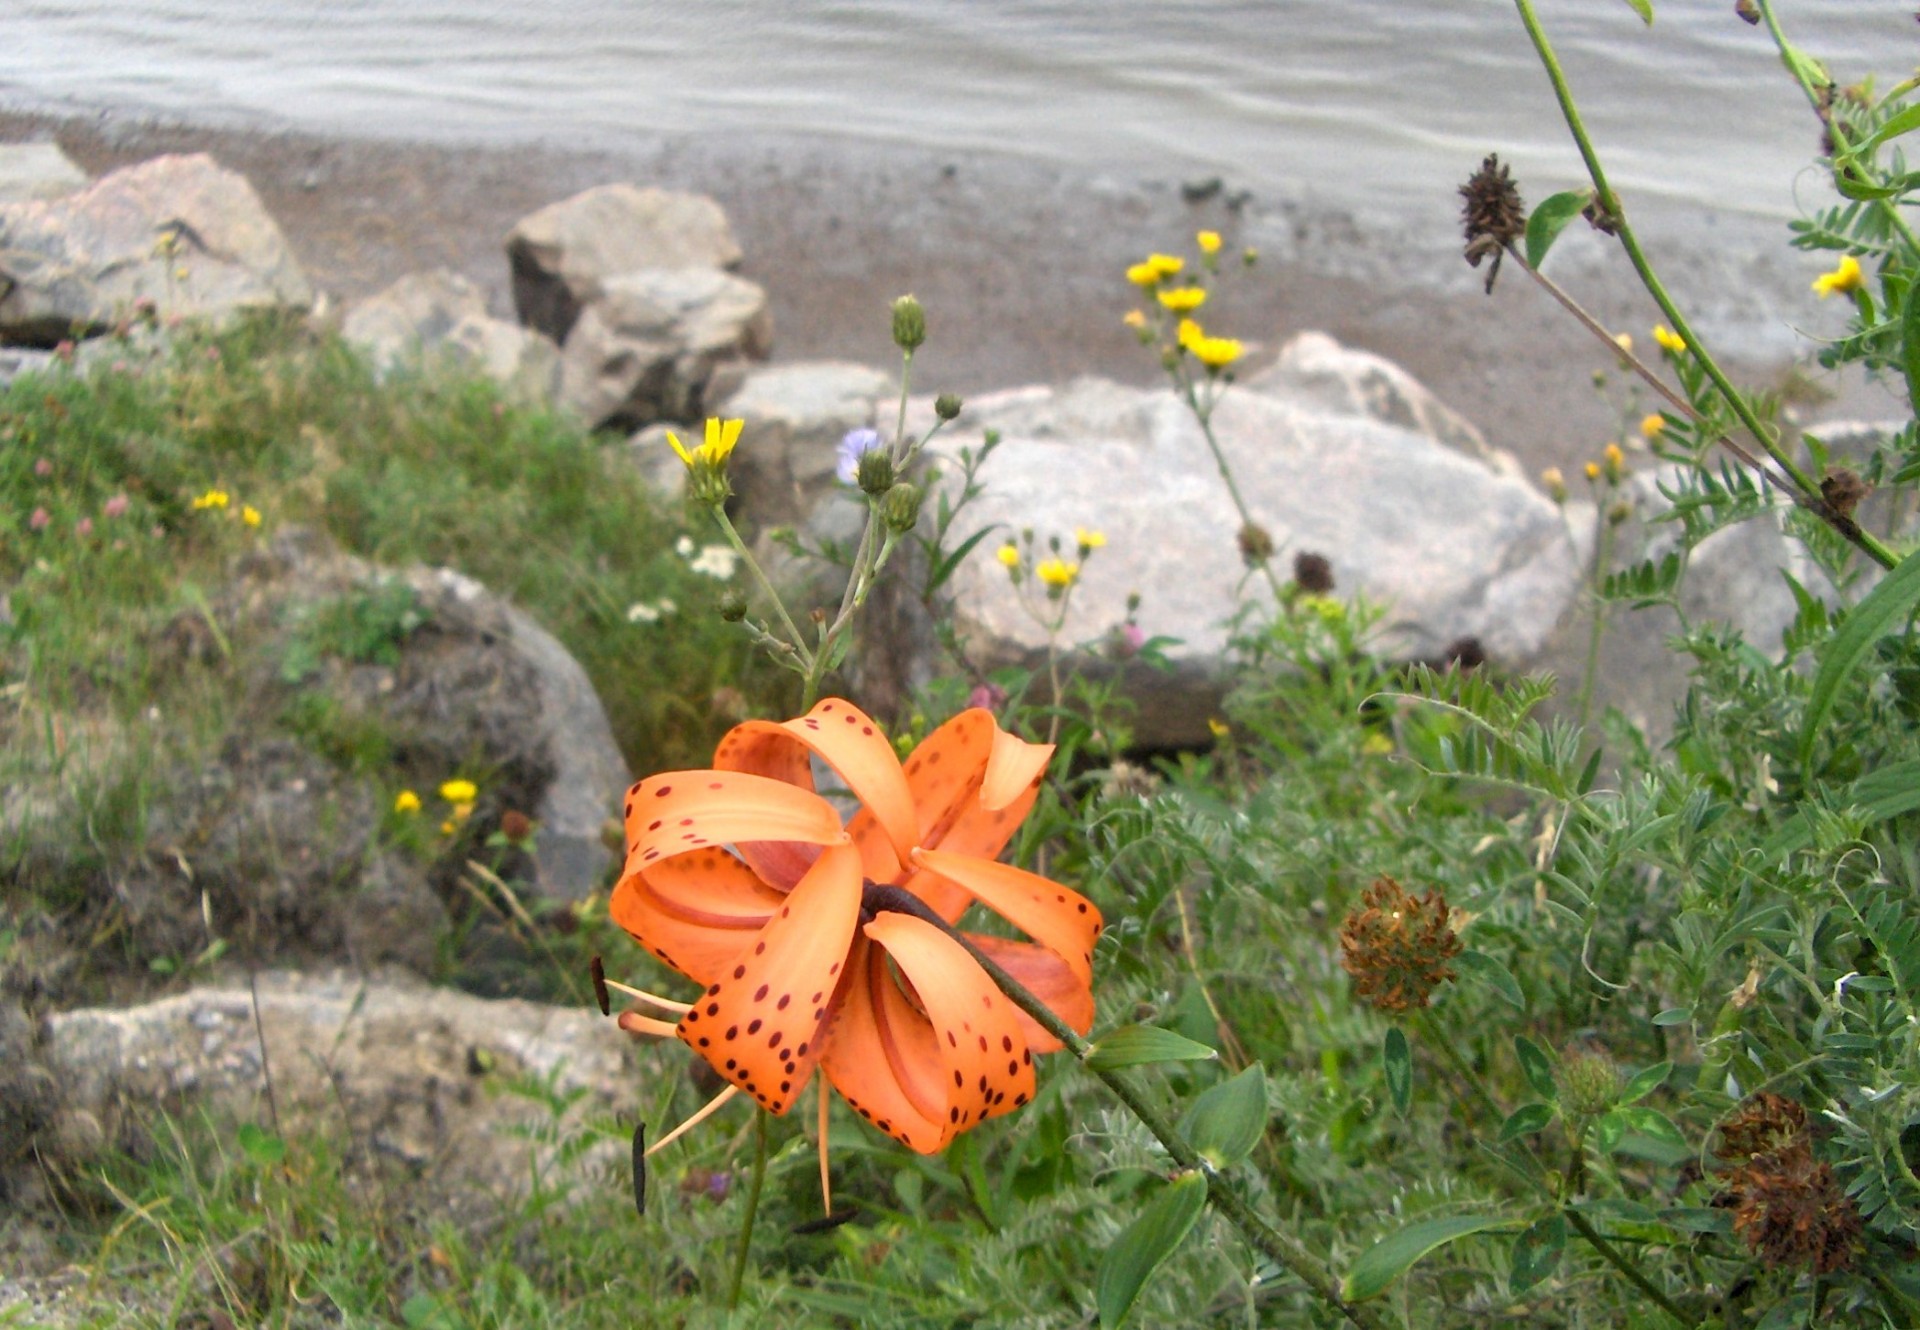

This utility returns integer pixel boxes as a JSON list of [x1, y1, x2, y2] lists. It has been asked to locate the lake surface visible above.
[[1, 0, 1909, 228]]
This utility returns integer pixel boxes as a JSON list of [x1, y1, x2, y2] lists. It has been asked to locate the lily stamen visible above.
[[646, 1084, 742, 1158], [616, 1011, 682, 1039], [604, 979, 694, 1015]]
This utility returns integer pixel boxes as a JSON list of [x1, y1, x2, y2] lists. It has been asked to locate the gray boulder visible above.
[[555, 266, 771, 430], [0, 153, 312, 344], [507, 184, 744, 344], [24, 971, 635, 1201], [913, 338, 1578, 748], [0, 141, 87, 205], [342, 269, 559, 401]]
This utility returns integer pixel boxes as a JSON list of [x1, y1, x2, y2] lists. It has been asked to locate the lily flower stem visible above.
[[725, 1108, 770, 1310], [1510, 0, 1897, 573], [866, 887, 1390, 1330]]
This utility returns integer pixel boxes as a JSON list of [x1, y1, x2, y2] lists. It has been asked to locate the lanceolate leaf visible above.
[[1095, 1171, 1209, 1328], [1086, 1025, 1220, 1071], [1180, 1065, 1269, 1167], [1508, 1214, 1567, 1294], [1620, 0, 1654, 25], [1763, 760, 1920, 857], [1525, 191, 1592, 270], [1343, 1213, 1515, 1302], [1799, 550, 1920, 770], [1383, 1027, 1412, 1115], [1514, 1035, 1558, 1102], [1904, 277, 1920, 421], [1455, 949, 1524, 1008]]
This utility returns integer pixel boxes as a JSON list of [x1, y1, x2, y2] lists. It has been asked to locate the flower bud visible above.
[[1237, 522, 1275, 567], [718, 589, 748, 622], [934, 393, 962, 421], [891, 295, 927, 352], [881, 482, 922, 533], [1541, 466, 1568, 504], [855, 447, 896, 496], [1557, 1048, 1620, 1120]]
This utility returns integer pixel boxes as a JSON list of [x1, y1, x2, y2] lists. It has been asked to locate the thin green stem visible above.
[[1562, 1205, 1697, 1328], [725, 1109, 770, 1310], [1181, 380, 1291, 607], [867, 887, 1389, 1330], [1510, 0, 1897, 572], [1573, 506, 1617, 732], [712, 509, 813, 677], [1756, 0, 1920, 255]]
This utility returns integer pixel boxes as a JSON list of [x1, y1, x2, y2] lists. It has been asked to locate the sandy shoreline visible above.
[[0, 107, 1881, 482]]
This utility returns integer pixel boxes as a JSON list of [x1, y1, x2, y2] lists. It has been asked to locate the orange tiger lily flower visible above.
[[610, 698, 1100, 1179]]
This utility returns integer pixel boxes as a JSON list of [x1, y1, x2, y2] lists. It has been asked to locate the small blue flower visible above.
[[836, 428, 883, 485]]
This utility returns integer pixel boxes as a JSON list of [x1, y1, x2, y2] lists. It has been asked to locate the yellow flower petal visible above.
[[440, 778, 478, 804], [1155, 287, 1207, 313], [1812, 254, 1863, 299], [1196, 230, 1222, 255]]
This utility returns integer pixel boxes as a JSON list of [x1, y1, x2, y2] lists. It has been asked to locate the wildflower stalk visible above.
[[726, 1109, 770, 1310], [864, 885, 1389, 1330], [1563, 1202, 1693, 1325], [1755, 0, 1920, 256], [1572, 507, 1618, 733], [1509, 0, 1897, 572], [1177, 379, 1291, 608]]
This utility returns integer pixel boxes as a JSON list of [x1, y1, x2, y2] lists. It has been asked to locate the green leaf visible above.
[[1613, 1105, 1687, 1148], [1508, 1214, 1567, 1294], [1618, 1060, 1671, 1105], [1179, 1065, 1268, 1167], [1343, 1213, 1515, 1301], [1455, 949, 1524, 1008], [1651, 1007, 1692, 1027], [1525, 191, 1591, 269], [1800, 550, 1920, 769], [1514, 1035, 1557, 1102], [1905, 275, 1920, 422], [1086, 1025, 1220, 1071], [1764, 759, 1920, 857], [236, 1121, 287, 1167], [1383, 1028, 1412, 1115], [1620, 0, 1653, 25], [1095, 1171, 1209, 1328], [1850, 103, 1920, 159], [1500, 1102, 1556, 1142]]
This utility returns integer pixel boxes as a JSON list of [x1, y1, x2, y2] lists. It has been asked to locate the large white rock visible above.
[[342, 268, 559, 401], [556, 266, 771, 430], [918, 338, 1579, 747], [507, 184, 744, 344], [0, 153, 311, 343], [0, 141, 87, 205]]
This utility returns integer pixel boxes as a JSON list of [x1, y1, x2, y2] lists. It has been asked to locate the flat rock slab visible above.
[[342, 267, 559, 401], [0, 152, 311, 344]]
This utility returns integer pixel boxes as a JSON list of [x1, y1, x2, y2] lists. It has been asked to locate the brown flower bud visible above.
[[1293, 551, 1334, 595], [1337, 876, 1463, 1012], [1237, 522, 1275, 567]]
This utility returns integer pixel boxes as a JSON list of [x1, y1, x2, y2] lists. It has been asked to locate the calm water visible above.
[[1, 1, 1910, 226]]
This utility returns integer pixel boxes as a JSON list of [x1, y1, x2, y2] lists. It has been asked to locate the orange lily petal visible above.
[[610, 847, 783, 984], [912, 724, 1053, 912], [909, 848, 1102, 989], [717, 699, 918, 879], [624, 771, 845, 872], [965, 935, 1095, 1052], [867, 911, 1037, 1130], [676, 842, 863, 1116], [820, 935, 948, 1151]]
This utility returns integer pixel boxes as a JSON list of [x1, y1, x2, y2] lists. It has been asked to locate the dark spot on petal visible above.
[[747, 1019, 763, 1035], [655, 786, 672, 797], [777, 994, 791, 1010], [726, 1026, 739, 1040], [754, 984, 769, 1002], [1002, 1035, 1013, 1053], [734, 965, 747, 979]]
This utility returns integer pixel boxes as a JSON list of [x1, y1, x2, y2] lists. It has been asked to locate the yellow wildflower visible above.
[[996, 543, 1021, 569], [1196, 230, 1222, 255], [440, 819, 456, 836], [1126, 262, 1161, 287], [1149, 253, 1185, 278], [1189, 335, 1244, 371], [1604, 442, 1625, 471], [440, 778, 478, 805], [1156, 286, 1207, 313], [1541, 467, 1567, 503], [1639, 414, 1666, 440], [192, 489, 230, 511], [1122, 309, 1147, 329], [1074, 527, 1107, 551], [1812, 254, 1864, 299], [1207, 717, 1230, 739], [1176, 318, 1203, 350], [452, 802, 475, 822], [666, 417, 744, 468], [1652, 324, 1686, 353], [1361, 732, 1395, 757], [1035, 558, 1079, 589], [241, 505, 262, 528], [393, 789, 422, 814], [1584, 461, 1602, 482]]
